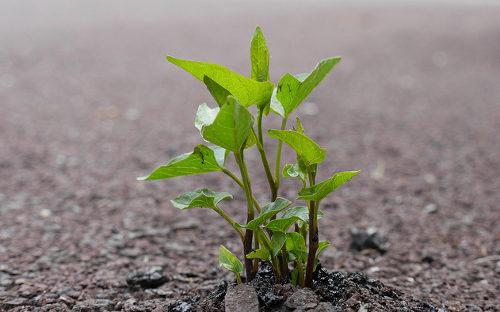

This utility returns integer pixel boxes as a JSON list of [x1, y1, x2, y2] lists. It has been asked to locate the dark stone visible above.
[[126, 266, 168, 289], [198, 281, 227, 311], [349, 227, 389, 253], [312, 265, 437, 311], [168, 298, 198, 312], [421, 249, 440, 264], [249, 262, 284, 308], [323, 202, 339, 210]]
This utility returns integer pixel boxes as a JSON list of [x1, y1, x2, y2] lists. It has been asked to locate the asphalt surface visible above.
[[1, 1, 499, 310]]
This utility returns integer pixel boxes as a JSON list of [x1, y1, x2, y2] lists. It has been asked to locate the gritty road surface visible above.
[[0, 1, 499, 311]]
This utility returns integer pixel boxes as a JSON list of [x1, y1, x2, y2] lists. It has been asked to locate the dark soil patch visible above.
[[169, 264, 439, 311]]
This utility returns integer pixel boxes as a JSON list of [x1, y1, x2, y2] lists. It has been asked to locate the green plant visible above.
[[139, 27, 359, 287]]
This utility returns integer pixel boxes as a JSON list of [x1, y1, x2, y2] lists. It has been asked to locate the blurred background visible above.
[[0, 0, 499, 310]]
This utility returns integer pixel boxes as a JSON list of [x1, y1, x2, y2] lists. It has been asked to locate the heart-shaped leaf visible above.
[[170, 188, 232, 210], [266, 217, 299, 233], [195, 103, 219, 132], [138, 145, 226, 180], [268, 129, 327, 166], [271, 57, 341, 117], [203, 76, 232, 107], [271, 232, 286, 256], [167, 55, 273, 107], [219, 245, 243, 275], [298, 171, 360, 201], [250, 26, 270, 83], [285, 232, 308, 262], [245, 198, 291, 230], [196, 102, 256, 150], [246, 248, 270, 260], [270, 74, 301, 117], [202, 96, 254, 151], [281, 206, 309, 223]]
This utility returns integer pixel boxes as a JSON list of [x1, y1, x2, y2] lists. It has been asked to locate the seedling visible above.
[[139, 27, 359, 287]]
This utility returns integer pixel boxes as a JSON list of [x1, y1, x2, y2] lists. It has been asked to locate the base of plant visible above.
[[168, 263, 439, 312]]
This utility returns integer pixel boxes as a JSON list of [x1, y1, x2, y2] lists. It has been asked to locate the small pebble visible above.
[[424, 203, 438, 214], [126, 266, 168, 289], [350, 227, 389, 253]]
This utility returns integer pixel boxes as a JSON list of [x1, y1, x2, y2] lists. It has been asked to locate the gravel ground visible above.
[[0, 1, 499, 311]]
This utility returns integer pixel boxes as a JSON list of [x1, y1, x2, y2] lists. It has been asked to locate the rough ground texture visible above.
[[172, 264, 440, 311], [1, 1, 499, 311]]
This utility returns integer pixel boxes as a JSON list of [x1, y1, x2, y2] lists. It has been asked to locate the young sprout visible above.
[[219, 245, 243, 284], [139, 26, 359, 287]]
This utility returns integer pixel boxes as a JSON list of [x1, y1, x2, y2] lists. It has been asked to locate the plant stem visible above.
[[222, 168, 262, 213], [252, 124, 277, 200], [273, 117, 288, 195], [256, 229, 282, 280], [304, 169, 318, 287], [297, 261, 305, 287], [279, 246, 289, 280], [234, 150, 256, 281], [213, 207, 244, 242], [253, 232, 260, 273], [235, 272, 242, 284], [257, 108, 265, 145]]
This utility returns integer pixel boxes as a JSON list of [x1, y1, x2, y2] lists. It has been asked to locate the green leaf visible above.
[[202, 96, 254, 151], [285, 232, 308, 262], [268, 129, 327, 166], [298, 171, 360, 201], [267, 217, 299, 233], [246, 248, 270, 260], [281, 206, 309, 223], [270, 232, 286, 256], [271, 57, 341, 117], [283, 163, 306, 183], [280, 206, 324, 228], [195, 103, 219, 132], [244, 131, 257, 149], [203, 76, 231, 107], [138, 145, 226, 180], [219, 245, 243, 274], [290, 267, 299, 286], [294, 117, 305, 134], [270, 74, 301, 117], [250, 26, 270, 82], [316, 240, 330, 258], [245, 198, 291, 230], [212, 146, 228, 167], [167, 55, 274, 107], [315, 240, 330, 269], [196, 102, 256, 150], [170, 188, 232, 210]]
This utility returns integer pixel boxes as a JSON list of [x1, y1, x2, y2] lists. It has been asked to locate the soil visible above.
[[170, 263, 440, 311], [0, 1, 499, 311]]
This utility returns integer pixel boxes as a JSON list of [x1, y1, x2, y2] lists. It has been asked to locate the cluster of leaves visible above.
[[139, 27, 359, 287]]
